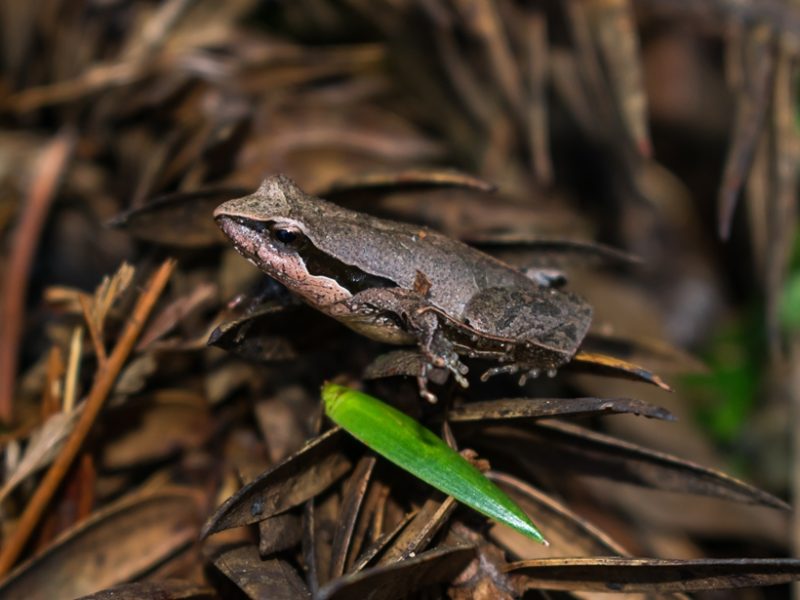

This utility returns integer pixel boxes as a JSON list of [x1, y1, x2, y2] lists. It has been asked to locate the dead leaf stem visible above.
[[0, 132, 74, 424], [0, 259, 176, 578]]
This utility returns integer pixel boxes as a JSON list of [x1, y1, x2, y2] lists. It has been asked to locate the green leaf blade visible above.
[[322, 383, 546, 544]]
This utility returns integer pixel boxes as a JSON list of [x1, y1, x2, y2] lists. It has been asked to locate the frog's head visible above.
[[214, 175, 370, 308], [214, 174, 310, 258], [214, 174, 300, 222]]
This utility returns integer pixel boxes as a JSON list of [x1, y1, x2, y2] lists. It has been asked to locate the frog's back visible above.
[[298, 194, 529, 316]]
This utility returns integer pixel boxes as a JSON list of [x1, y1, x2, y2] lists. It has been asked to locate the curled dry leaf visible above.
[[330, 455, 376, 579], [109, 187, 249, 247], [590, 0, 651, 156], [467, 234, 642, 267], [477, 421, 789, 510], [111, 353, 157, 397], [581, 330, 708, 374], [319, 168, 496, 199], [368, 188, 584, 241], [506, 557, 800, 593], [75, 580, 216, 600], [207, 302, 298, 362], [259, 512, 303, 558], [208, 302, 344, 363], [487, 471, 628, 559], [201, 427, 355, 537], [100, 391, 212, 470], [210, 543, 310, 600], [442, 525, 517, 600], [0, 408, 81, 502], [717, 25, 775, 239], [317, 544, 477, 600], [447, 397, 674, 423], [89, 262, 136, 336], [0, 488, 202, 600], [569, 351, 672, 390], [136, 282, 218, 350], [303, 490, 342, 592], [377, 494, 458, 566], [350, 511, 417, 574], [254, 392, 309, 465], [582, 479, 790, 547], [521, 6, 553, 185]]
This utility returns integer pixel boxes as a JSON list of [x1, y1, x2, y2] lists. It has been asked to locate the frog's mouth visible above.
[[216, 214, 396, 298]]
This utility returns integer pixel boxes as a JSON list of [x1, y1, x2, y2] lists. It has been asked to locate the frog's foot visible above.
[[480, 363, 519, 382], [417, 365, 440, 404], [415, 357, 467, 403], [426, 346, 469, 388], [518, 368, 541, 386], [411, 308, 469, 389], [517, 367, 558, 385], [480, 364, 558, 384]]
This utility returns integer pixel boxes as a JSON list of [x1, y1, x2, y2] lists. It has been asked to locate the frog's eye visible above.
[[272, 226, 299, 245], [276, 229, 296, 243]]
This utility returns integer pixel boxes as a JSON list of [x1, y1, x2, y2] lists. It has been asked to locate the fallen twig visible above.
[[0, 131, 74, 424], [0, 259, 176, 577]]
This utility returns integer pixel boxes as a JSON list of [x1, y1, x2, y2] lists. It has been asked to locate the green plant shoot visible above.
[[322, 383, 546, 544]]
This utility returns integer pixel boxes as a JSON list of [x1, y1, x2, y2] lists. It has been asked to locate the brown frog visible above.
[[214, 175, 592, 400]]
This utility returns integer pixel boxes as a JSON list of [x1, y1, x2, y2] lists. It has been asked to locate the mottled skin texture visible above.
[[214, 175, 592, 398]]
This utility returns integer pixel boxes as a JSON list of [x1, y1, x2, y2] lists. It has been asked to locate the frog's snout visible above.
[[213, 202, 233, 219], [215, 213, 268, 238]]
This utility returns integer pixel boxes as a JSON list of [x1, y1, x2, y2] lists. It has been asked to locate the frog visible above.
[[213, 174, 593, 401]]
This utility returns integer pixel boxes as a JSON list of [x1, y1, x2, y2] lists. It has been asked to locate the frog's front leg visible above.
[[338, 288, 469, 396]]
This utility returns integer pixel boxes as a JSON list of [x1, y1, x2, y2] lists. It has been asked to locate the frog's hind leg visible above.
[[415, 310, 470, 389], [416, 363, 442, 403], [345, 288, 470, 396]]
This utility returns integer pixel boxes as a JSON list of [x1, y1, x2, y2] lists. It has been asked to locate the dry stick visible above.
[[62, 327, 83, 414], [717, 25, 775, 239], [0, 259, 176, 577], [0, 132, 74, 424]]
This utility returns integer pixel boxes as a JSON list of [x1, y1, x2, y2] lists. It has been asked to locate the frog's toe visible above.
[[437, 355, 468, 387], [416, 366, 439, 403], [446, 354, 470, 387], [452, 369, 469, 388], [518, 368, 540, 386], [480, 364, 519, 382], [417, 380, 439, 403], [427, 350, 469, 387]]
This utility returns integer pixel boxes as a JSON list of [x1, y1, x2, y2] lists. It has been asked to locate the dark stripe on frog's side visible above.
[[293, 233, 398, 294]]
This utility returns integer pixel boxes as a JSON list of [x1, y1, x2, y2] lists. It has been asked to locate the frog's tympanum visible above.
[[214, 175, 592, 401]]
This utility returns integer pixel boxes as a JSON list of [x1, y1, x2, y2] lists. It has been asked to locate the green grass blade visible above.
[[322, 383, 546, 544]]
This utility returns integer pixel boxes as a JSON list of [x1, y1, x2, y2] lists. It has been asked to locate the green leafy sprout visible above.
[[322, 383, 547, 544]]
